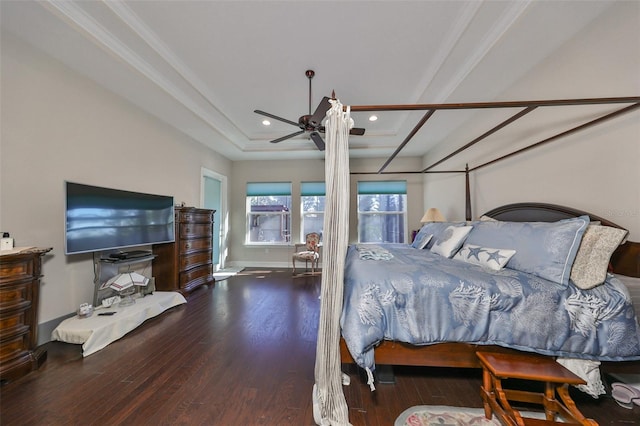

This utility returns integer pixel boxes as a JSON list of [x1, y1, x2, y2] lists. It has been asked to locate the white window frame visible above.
[[300, 181, 325, 242], [357, 180, 408, 244], [246, 182, 292, 245]]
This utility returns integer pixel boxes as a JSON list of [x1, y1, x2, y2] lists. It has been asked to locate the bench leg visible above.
[[556, 384, 598, 426], [481, 367, 493, 419]]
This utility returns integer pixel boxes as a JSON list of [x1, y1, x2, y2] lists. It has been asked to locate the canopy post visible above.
[[465, 164, 472, 221]]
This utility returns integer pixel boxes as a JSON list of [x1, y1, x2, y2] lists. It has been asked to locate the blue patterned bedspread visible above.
[[341, 244, 640, 371]]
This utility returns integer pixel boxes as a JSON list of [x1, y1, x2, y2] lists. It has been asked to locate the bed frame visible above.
[[340, 202, 640, 369]]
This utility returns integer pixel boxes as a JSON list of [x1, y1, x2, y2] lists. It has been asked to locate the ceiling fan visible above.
[[254, 70, 365, 151]]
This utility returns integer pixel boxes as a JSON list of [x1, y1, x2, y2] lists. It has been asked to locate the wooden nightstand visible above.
[[476, 351, 598, 426]]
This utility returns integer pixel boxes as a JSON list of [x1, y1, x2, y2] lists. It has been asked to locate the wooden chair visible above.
[[292, 232, 321, 275]]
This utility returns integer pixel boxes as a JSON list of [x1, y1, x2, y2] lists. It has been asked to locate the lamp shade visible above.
[[421, 208, 445, 223]]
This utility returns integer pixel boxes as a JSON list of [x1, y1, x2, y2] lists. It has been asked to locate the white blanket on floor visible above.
[[51, 291, 186, 356]]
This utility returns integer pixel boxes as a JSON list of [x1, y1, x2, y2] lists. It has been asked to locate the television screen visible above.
[[65, 181, 175, 255]]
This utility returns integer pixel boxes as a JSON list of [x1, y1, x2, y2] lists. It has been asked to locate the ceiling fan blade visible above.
[[309, 131, 325, 151], [270, 130, 305, 144], [254, 110, 300, 128], [309, 97, 331, 127]]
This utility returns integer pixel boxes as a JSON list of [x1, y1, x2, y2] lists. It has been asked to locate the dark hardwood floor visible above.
[[1, 268, 638, 425]]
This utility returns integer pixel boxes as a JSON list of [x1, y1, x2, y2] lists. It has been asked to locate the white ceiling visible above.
[[1, 0, 631, 165]]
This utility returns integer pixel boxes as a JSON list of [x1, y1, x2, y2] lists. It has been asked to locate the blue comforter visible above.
[[341, 244, 640, 371]]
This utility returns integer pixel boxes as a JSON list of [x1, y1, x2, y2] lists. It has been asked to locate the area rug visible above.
[[394, 405, 548, 426]]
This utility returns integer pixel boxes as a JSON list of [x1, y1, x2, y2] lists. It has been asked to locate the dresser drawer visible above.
[[178, 210, 214, 224], [0, 283, 32, 312], [179, 251, 212, 270], [179, 264, 213, 288], [0, 257, 35, 285], [179, 237, 212, 253], [0, 309, 27, 331], [179, 223, 212, 239], [0, 332, 29, 363]]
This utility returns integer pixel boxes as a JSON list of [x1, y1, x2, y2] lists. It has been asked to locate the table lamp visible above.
[[421, 208, 445, 223]]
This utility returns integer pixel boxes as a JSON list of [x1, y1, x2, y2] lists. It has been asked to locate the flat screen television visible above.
[[65, 181, 175, 255]]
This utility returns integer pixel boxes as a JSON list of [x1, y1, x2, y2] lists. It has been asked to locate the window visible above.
[[246, 182, 291, 244], [357, 180, 407, 243], [301, 182, 325, 241]]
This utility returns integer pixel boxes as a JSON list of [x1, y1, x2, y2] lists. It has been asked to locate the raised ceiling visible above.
[[1, 1, 635, 164]]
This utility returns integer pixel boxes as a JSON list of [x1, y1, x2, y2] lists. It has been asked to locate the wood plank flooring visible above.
[[1, 268, 638, 425]]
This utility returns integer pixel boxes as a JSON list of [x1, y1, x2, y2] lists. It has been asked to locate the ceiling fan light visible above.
[[262, 120, 271, 126], [369, 115, 378, 122]]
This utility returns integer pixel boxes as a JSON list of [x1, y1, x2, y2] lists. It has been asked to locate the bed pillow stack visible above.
[[463, 215, 590, 286]]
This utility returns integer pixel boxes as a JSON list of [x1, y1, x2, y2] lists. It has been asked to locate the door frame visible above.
[[201, 167, 228, 271]]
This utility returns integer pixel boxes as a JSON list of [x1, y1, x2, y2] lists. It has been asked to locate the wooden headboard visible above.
[[483, 202, 640, 278]]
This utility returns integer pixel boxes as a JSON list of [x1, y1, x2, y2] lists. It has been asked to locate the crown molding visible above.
[[41, 0, 246, 152]]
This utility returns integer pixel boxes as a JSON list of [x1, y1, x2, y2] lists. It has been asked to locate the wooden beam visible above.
[[377, 110, 435, 173], [422, 106, 537, 173], [470, 102, 640, 172], [348, 96, 640, 112]]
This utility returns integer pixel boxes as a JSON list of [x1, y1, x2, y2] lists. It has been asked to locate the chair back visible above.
[[305, 232, 320, 251]]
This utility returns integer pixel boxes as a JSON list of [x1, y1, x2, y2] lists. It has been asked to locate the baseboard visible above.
[[226, 260, 323, 269], [38, 313, 75, 345]]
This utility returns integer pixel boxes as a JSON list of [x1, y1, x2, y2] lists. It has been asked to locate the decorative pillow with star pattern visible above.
[[453, 243, 516, 271]]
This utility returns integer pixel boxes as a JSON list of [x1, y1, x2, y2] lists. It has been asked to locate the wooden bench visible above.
[[476, 351, 598, 425]]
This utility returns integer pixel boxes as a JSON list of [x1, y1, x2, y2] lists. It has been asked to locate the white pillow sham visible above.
[[430, 225, 473, 258]]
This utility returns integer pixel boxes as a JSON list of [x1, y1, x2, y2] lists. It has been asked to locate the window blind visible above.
[[246, 182, 291, 196], [357, 180, 407, 195], [301, 182, 326, 196]]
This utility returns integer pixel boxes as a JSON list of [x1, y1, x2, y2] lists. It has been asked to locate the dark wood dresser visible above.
[[0, 247, 52, 384], [153, 207, 215, 295]]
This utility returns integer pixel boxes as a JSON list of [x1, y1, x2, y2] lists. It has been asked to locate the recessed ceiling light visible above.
[[368, 115, 378, 122], [262, 120, 271, 126]]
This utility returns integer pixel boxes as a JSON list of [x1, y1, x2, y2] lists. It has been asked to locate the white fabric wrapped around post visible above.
[[312, 99, 352, 426]]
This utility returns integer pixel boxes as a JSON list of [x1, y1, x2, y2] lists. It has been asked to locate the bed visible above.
[[339, 203, 640, 392]]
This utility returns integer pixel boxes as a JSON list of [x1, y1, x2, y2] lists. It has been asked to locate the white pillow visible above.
[[454, 244, 516, 271], [430, 225, 473, 258]]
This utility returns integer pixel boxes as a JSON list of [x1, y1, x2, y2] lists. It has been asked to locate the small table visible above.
[[476, 351, 597, 426]]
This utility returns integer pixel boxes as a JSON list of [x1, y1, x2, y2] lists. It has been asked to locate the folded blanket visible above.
[[356, 244, 394, 261]]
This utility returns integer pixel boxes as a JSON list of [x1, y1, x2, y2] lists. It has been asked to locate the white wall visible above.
[[229, 156, 424, 267], [422, 2, 640, 239], [0, 34, 231, 325]]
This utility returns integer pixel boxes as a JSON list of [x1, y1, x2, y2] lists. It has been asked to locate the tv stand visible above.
[[93, 254, 156, 306], [108, 250, 153, 260]]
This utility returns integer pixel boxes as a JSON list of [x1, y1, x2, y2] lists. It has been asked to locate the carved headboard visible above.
[[483, 202, 640, 278]]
